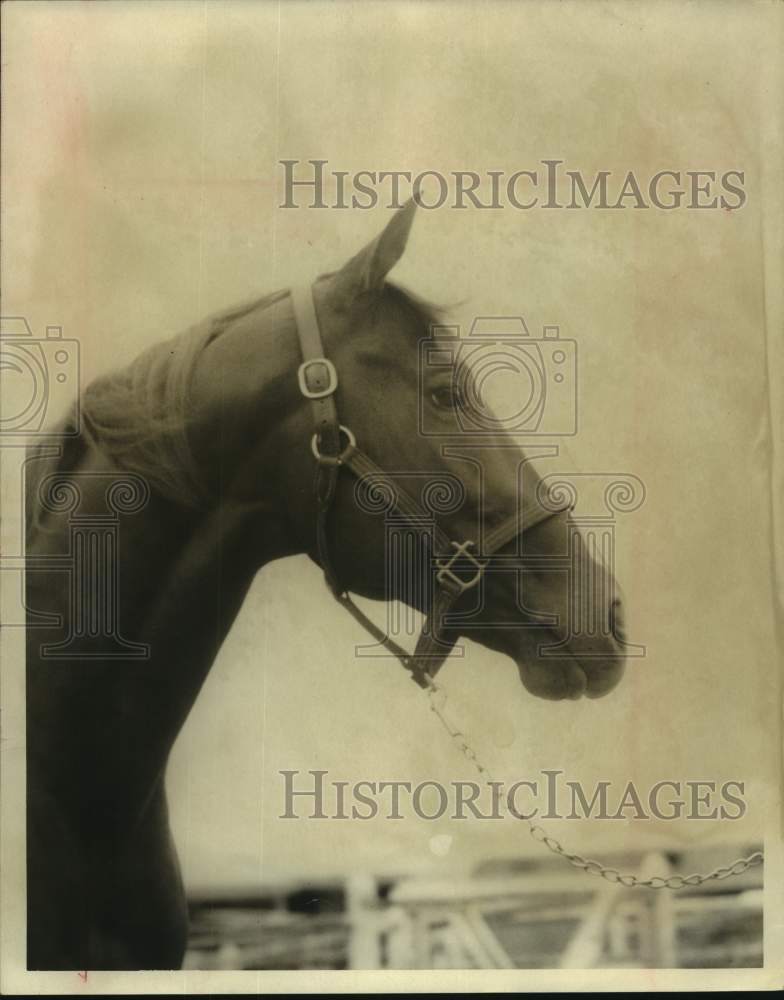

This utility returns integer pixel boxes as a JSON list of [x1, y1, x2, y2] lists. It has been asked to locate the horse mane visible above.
[[48, 282, 440, 513], [77, 290, 287, 511]]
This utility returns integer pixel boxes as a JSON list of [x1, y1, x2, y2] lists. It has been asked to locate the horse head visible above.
[[190, 202, 628, 701]]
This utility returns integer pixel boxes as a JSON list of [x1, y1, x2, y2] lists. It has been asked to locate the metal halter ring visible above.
[[310, 425, 357, 466]]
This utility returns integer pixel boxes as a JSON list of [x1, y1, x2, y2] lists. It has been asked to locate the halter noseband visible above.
[[290, 283, 568, 689]]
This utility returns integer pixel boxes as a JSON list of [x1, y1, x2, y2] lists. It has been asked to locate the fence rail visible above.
[[184, 846, 763, 970]]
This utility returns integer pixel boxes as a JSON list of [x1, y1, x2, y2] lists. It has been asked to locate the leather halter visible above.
[[290, 283, 568, 689]]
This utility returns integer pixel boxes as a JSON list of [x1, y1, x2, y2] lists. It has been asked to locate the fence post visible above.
[[346, 873, 381, 969], [638, 852, 677, 968]]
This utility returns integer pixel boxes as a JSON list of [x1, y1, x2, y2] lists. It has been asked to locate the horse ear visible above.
[[329, 199, 418, 303]]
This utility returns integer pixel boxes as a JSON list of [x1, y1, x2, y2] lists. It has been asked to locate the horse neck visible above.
[[136, 494, 292, 673], [126, 302, 311, 708], [184, 291, 316, 553], [41, 293, 315, 672]]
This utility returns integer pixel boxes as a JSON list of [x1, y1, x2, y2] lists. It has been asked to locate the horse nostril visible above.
[[610, 598, 626, 642]]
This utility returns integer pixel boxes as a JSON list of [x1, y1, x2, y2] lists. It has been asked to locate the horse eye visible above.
[[430, 385, 460, 411]]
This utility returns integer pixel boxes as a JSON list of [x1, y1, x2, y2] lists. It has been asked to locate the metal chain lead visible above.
[[424, 679, 763, 890]]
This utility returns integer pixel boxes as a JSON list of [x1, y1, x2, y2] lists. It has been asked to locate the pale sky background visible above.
[[2, 1, 781, 893]]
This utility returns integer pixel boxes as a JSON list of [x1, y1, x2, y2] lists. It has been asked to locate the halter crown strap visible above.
[[290, 283, 569, 689], [290, 285, 340, 455]]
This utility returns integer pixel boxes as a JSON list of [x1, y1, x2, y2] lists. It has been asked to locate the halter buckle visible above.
[[436, 540, 487, 596], [298, 358, 338, 399]]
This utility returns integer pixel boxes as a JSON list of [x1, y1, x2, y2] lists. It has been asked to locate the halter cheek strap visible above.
[[290, 283, 567, 689]]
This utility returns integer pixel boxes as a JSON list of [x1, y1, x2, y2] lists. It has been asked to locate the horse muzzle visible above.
[[515, 600, 628, 701]]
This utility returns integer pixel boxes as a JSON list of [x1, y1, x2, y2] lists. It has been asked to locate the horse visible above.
[[25, 200, 628, 969]]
